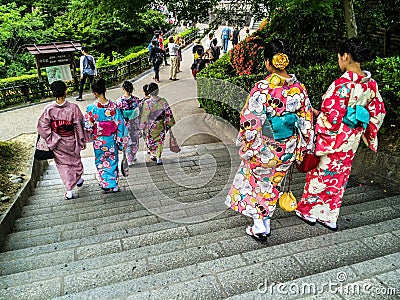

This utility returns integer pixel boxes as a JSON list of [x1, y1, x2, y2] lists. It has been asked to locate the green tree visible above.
[[0, 3, 46, 77]]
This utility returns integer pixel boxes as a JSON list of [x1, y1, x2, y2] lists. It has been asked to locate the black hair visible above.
[[212, 38, 218, 46], [81, 46, 88, 53], [147, 82, 159, 96], [263, 39, 292, 68], [151, 40, 157, 46], [50, 80, 67, 98], [122, 81, 133, 94], [337, 38, 374, 63], [143, 84, 149, 96], [196, 48, 204, 56], [92, 78, 106, 95]]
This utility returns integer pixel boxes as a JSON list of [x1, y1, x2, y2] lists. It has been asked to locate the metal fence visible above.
[[0, 28, 200, 109]]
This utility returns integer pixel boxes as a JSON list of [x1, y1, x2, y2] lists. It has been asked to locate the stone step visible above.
[[1, 199, 398, 287], [1, 218, 397, 299]]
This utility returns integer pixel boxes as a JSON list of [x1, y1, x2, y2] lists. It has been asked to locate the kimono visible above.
[[37, 101, 86, 190], [140, 96, 175, 157], [296, 71, 386, 223], [226, 73, 314, 219], [116, 95, 142, 164], [84, 100, 128, 189]]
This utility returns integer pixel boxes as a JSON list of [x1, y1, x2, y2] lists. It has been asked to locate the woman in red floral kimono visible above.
[[226, 40, 315, 240], [296, 38, 386, 231]]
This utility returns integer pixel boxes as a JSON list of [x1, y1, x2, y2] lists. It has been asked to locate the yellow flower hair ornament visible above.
[[272, 53, 289, 70]]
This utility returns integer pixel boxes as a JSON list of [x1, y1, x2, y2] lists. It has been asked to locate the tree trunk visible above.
[[343, 0, 357, 38]]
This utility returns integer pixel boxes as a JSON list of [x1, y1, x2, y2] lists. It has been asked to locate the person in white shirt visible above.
[[76, 46, 97, 101], [205, 33, 214, 50], [168, 36, 180, 81]]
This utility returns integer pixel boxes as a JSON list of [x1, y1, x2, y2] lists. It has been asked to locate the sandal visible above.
[[317, 220, 338, 231], [77, 178, 84, 187], [295, 211, 316, 226], [64, 193, 76, 200], [246, 226, 270, 241]]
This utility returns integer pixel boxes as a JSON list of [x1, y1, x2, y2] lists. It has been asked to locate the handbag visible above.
[[120, 151, 129, 177], [279, 165, 297, 212], [296, 152, 320, 173], [169, 131, 181, 153], [34, 134, 55, 160]]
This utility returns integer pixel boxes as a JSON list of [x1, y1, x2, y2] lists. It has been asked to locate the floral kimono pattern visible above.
[[296, 71, 386, 223], [140, 96, 175, 157], [226, 74, 314, 219], [84, 100, 128, 189], [116, 95, 142, 164]]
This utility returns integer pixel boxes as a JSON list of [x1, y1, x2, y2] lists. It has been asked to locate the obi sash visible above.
[[122, 107, 140, 120], [94, 121, 118, 136], [51, 120, 74, 137], [263, 112, 299, 141], [343, 105, 370, 129], [149, 109, 165, 122]]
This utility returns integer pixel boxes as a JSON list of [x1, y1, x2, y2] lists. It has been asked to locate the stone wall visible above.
[[351, 147, 400, 193]]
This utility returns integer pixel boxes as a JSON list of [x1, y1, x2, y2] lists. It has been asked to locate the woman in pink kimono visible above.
[[226, 39, 315, 240], [296, 38, 386, 231], [37, 81, 86, 200]]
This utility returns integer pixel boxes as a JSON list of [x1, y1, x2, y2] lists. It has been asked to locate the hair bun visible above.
[[272, 53, 290, 70]]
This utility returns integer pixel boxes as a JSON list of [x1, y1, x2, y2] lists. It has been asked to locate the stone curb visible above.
[[0, 147, 48, 249]]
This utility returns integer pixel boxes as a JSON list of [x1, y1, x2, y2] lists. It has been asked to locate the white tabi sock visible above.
[[262, 218, 271, 234], [65, 190, 73, 198], [253, 218, 267, 234]]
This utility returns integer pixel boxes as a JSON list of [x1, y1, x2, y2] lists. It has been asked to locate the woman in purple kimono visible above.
[[116, 81, 142, 166], [37, 81, 86, 200], [84, 78, 128, 192], [140, 83, 175, 165]]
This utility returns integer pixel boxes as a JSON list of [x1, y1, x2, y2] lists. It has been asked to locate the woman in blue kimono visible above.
[[84, 78, 128, 192]]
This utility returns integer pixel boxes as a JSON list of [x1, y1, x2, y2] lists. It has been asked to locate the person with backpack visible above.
[[76, 46, 97, 101], [148, 40, 164, 83], [191, 48, 210, 79]]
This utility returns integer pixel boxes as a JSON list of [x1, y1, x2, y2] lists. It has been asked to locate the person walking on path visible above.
[[76, 46, 97, 101], [175, 36, 183, 72], [226, 39, 315, 240], [296, 38, 386, 231], [232, 26, 241, 47], [140, 82, 175, 165], [116, 81, 142, 166], [37, 80, 86, 200], [84, 78, 128, 193], [210, 38, 221, 63], [192, 39, 204, 62], [158, 31, 169, 66], [148, 40, 164, 83], [221, 22, 232, 53], [168, 36, 180, 81]]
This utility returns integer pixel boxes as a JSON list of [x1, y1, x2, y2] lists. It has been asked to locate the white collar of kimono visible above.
[[56, 100, 67, 106]]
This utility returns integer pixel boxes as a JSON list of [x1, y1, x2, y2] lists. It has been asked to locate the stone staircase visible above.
[[0, 143, 399, 299]]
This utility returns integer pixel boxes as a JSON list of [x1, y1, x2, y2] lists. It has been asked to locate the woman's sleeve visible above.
[[116, 108, 128, 150], [237, 84, 265, 159], [73, 105, 86, 148], [318, 81, 348, 132], [296, 87, 315, 153], [83, 106, 95, 141], [37, 107, 61, 150], [164, 101, 176, 130], [362, 84, 386, 152]]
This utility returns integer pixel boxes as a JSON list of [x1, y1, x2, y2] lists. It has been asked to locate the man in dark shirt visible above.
[[148, 40, 164, 82]]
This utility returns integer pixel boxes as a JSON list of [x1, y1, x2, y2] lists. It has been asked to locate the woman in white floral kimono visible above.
[[226, 39, 315, 240], [296, 38, 386, 231]]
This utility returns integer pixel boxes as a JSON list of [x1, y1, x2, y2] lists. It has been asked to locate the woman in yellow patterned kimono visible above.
[[226, 39, 315, 240]]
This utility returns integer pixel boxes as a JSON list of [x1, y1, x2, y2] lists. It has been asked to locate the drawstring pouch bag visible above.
[[34, 134, 55, 160], [170, 131, 181, 153], [279, 165, 297, 212]]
